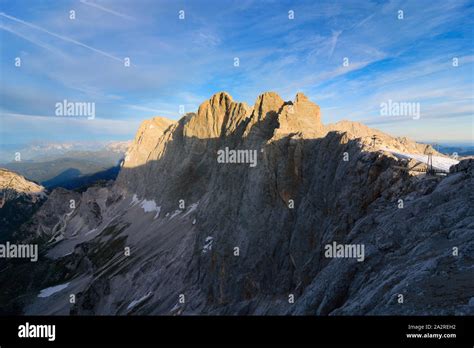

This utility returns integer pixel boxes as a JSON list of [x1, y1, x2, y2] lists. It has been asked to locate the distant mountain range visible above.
[[0, 141, 130, 163], [0, 141, 130, 190], [437, 145, 474, 157]]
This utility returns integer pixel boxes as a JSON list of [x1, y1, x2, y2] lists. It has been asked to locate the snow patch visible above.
[[202, 236, 213, 253], [130, 194, 140, 206], [140, 199, 161, 219], [130, 195, 161, 219], [127, 291, 153, 310], [38, 282, 70, 298], [381, 147, 459, 172]]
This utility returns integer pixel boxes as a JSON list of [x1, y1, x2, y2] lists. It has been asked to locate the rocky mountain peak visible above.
[[184, 92, 251, 139], [253, 92, 284, 121], [122, 116, 175, 171], [0, 168, 46, 203], [181, 91, 325, 141], [0, 168, 47, 240], [210, 91, 233, 104], [273, 92, 324, 139], [295, 92, 309, 102]]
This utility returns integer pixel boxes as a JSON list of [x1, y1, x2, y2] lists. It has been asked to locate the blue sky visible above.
[[0, 0, 473, 146]]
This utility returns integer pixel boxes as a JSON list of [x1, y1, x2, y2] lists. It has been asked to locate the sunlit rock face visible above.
[[121, 116, 175, 170], [2, 92, 472, 316], [273, 92, 324, 139], [0, 168, 46, 201], [0, 168, 47, 242], [184, 92, 252, 139]]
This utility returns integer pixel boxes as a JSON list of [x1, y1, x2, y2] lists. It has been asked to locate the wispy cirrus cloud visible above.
[[0, 11, 124, 62], [79, 0, 136, 21]]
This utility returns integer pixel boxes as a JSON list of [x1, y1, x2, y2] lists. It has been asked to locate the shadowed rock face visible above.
[[2, 92, 473, 316]]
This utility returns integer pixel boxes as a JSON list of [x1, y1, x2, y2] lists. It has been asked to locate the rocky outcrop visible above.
[[184, 92, 252, 139], [273, 92, 324, 139], [0, 168, 46, 203], [325, 120, 439, 155], [3, 92, 472, 316], [450, 158, 474, 173], [0, 168, 47, 241], [14, 188, 81, 243], [121, 117, 175, 170]]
